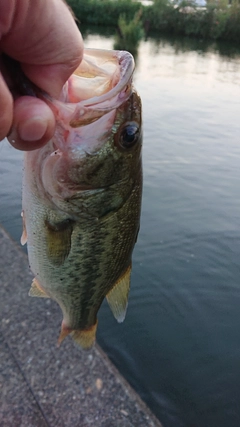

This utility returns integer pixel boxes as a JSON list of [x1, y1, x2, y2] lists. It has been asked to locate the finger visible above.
[[1, 0, 83, 97], [0, 73, 13, 140], [8, 97, 55, 151]]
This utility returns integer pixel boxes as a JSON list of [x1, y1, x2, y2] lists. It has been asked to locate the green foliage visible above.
[[222, 1, 240, 41], [114, 11, 144, 55], [67, 0, 141, 27], [144, 0, 240, 41], [66, 0, 240, 43], [143, 0, 174, 32]]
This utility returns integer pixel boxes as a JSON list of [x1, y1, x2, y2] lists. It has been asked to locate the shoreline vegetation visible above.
[[67, 0, 240, 44]]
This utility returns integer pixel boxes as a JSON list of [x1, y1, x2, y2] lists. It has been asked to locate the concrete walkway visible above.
[[0, 227, 162, 427]]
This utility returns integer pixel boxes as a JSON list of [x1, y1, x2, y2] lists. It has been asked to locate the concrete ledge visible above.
[[0, 226, 162, 427]]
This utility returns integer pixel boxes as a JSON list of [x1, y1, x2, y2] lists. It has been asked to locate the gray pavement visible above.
[[0, 226, 162, 427]]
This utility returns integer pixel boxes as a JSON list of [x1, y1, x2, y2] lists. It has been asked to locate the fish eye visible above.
[[117, 122, 140, 149]]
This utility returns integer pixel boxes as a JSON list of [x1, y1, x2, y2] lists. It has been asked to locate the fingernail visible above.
[[18, 117, 47, 141]]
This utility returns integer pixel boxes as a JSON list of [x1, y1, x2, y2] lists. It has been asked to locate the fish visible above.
[[21, 48, 142, 349]]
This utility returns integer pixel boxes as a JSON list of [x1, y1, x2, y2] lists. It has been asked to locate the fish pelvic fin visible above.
[[29, 278, 50, 298], [20, 210, 27, 245], [58, 321, 97, 350], [106, 264, 131, 323]]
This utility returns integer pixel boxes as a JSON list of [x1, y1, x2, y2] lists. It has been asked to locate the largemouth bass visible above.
[[21, 49, 142, 349]]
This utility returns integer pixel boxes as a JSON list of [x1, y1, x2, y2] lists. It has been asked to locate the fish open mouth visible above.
[[45, 49, 135, 129]]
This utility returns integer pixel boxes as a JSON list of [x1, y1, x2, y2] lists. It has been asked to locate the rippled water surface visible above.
[[1, 32, 240, 427]]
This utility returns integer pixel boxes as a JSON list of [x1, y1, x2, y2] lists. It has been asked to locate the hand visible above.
[[0, 0, 83, 150]]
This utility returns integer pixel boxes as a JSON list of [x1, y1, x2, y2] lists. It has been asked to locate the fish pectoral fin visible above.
[[20, 210, 27, 245], [45, 218, 74, 266], [58, 321, 97, 350], [106, 265, 131, 323], [29, 278, 49, 298]]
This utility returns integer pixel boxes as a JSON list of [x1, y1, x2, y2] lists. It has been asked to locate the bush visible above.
[[67, 0, 240, 43], [113, 11, 144, 55], [67, 0, 141, 27]]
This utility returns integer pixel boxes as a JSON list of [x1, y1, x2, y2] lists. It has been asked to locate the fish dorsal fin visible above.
[[106, 265, 131, 323], [45, 219, 73, 266], [29, 278, 49, 298], [20, 210, 27, 245]]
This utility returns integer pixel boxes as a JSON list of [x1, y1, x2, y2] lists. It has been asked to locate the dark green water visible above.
[[1, 32, 240, 427]]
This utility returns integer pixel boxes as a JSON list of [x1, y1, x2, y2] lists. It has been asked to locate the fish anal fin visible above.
[[29, 278, 49, 298], [57, 322, 73, 347], [57, 321, 97, 350], [21, 210, 27, 245], [106, 265, 131, 323], [45, 219, 74, 266]]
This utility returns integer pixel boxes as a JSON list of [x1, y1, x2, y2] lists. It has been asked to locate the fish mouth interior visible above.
[[69, 51, 122, 103], [52, 49, 135, 128], [70, 49, 134, 105]]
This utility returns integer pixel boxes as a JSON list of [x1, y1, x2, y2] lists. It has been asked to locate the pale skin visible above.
[[0, 0, 83, 150]]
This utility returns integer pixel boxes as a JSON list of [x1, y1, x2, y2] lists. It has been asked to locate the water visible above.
[[1, 32, 240, 427]]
